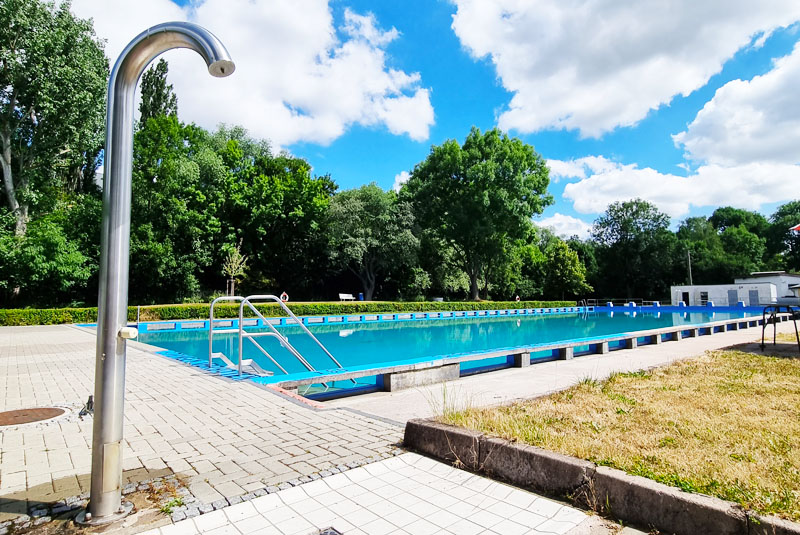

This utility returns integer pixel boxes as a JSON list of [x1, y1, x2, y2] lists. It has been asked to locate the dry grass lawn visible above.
[[440, 349, 800, 520]]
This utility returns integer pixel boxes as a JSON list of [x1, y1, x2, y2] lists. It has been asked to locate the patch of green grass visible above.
[[160, 497, 184, 514], [439, 350, 800, 520]]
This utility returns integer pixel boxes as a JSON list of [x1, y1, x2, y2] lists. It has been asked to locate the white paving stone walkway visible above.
[[0, 325, 401, 517], [142, 453, 590, 535]]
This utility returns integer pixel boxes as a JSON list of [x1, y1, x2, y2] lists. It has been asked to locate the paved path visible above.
[[326, 321, 797, 423], [141, 452, 594, 535], [0, 325, 401, 518]]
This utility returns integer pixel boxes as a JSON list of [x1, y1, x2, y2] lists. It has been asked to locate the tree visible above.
[[129, 115, 223, 303], [719, 225, 766, 276], [139, 59, 178, 124], [504, 242, 546, 299], [0, 0, 107, 234], [591, 199, 677, 298], [221, 240, 247, 296], [327, 183, 418, 300], [232, 148, 335, 296], [405, 127, 552, 300], [767, 201, 800, 272], [566, 236, 598, 292], [0, 209, 92, 306], [709, 206, 769, 236], [543, 240, 592, 299]]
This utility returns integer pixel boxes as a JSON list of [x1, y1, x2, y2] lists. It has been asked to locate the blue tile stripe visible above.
[[156, 349, 257, 381]]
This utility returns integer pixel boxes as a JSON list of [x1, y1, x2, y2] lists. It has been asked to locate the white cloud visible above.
[[547, 156, 620, 182], [556, 158, 800, 218], [535, 213, 591, 239], [673, 41, 800, 166], [392, 170, 410, 192], [551, 37, 800, 220], [71, 0, 434, 147], [450, 0, 800, 137]]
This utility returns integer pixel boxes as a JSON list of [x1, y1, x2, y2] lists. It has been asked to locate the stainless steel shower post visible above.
[[77, 22, 234, 525]]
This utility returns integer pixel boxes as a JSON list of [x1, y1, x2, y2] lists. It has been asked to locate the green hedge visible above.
[[0, 300, 577, 326]]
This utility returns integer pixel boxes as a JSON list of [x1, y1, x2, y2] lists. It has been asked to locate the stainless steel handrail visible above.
[[238, 295, 354, 384], [241, 331, 289, 374], [238, 300, 317, 375], [209, 296, 289, 375], [242, 294, 347, 369], [209, 296, 244, 367], [209, 294, 351, 386]]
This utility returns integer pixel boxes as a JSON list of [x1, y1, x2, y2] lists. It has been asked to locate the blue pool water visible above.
[[138, 309, 757, 388]]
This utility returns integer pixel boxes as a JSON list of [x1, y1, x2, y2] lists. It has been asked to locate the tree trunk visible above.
[[0, 129, 25, 235], [356, 266, 377, 301], [361, 272, 376, 301], [469, 271, 480, 300], [364, 279, 376, 301], [482, 264, 491, 300]]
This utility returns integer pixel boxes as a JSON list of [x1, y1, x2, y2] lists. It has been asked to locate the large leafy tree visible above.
[[768, 200, 800, 271], [543, 239, 592, 299], [709, 206, 770, 236], [327, 183, 418, 300], [0, 0, 107, 234], [591, 199, 677, 298], [405, 127, 552, 300], [139, 59, 178, 124], [676, 210, 774, 284], [214, 126, 335, 295], [130, 115, 223, 303], [566, 236, 599, 292]]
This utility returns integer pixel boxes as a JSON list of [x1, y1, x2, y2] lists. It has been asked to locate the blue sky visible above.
[[74, 0, 800, 237]]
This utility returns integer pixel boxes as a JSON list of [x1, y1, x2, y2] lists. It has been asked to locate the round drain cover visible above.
[[0, 407, 66, 426]]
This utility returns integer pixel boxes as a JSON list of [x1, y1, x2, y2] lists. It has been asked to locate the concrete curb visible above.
[[403, 418, 800, 535], [403, 419, 481, 470]]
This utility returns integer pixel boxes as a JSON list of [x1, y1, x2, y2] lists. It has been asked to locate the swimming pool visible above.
[[136, 306, 760, 397]]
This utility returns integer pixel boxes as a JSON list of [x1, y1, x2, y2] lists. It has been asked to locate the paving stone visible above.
[[170, 511, 186, 522]]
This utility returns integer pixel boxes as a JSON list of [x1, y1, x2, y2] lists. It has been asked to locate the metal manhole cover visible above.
[[0, 407, 66, 426], [318, 529, 343, 535]]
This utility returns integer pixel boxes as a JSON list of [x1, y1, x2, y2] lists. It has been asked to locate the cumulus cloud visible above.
[[71, 0, 434, 147], [673, 41, 800, 166], [550, 35, 800, 219], [535, 213, 592, 239], [450, 0, 800, 137], [392, 170, 410, 192], [547, 156, 621, 182], [554, 158, 799, 218]]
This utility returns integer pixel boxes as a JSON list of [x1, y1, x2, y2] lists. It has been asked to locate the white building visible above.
[[734, 271, 800, 298], [670, 283, 776, 307]]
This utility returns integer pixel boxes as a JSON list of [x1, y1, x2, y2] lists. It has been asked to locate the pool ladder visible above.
[[208, 295, 353, 387]]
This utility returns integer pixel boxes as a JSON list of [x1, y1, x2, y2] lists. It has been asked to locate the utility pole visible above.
[[687, 249, 693, 285]]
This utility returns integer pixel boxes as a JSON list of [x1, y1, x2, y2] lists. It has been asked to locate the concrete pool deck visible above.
[[1, 320, 795, 533]]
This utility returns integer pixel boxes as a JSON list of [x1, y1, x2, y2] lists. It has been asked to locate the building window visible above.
[[700, 291, 709, 305]]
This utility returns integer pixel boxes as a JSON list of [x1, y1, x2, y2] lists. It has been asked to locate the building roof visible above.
[[742, 271, 800, 278]]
